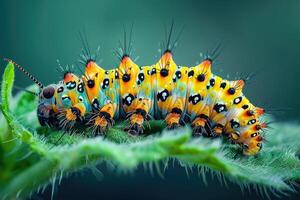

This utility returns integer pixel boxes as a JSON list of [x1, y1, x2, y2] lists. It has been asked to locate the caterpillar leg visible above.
[[165, 108, 182, 129], [212, 124, 224, 136], [124, 109, 146, 135], [58, 102, 87, 131], [191, 115, 209, 136], [89, 103, 115, 136], [189, 103, 213, 136], [69, 102, 87, 120], [124, 98, 151, 136], [210, 111, 228, 136]]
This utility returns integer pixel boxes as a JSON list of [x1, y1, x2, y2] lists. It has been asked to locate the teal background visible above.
[[1, 0, 300, 199], [1, 0, 300, 121]]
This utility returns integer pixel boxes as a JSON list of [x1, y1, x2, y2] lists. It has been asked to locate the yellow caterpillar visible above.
[[5, 28, 266, 156]]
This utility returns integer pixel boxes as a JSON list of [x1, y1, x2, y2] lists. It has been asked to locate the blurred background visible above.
[[1, 0, 300, 199]]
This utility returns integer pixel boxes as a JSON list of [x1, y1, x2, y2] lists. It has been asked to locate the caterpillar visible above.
[[4, 28, 267, 156]]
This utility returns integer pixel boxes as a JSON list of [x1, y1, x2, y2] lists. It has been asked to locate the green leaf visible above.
[[1, 62, 14, 116], [0, 62, 300, 199]]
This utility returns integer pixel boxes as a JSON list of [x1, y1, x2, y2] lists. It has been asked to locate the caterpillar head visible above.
[[37, 84, 59, 127], [39, 84, 56, 103]]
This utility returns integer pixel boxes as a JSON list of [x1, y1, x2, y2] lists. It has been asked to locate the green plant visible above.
[[0, 62, 300, 199]]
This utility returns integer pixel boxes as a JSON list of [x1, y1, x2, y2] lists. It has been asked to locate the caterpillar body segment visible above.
[[6, 45, 266, 156], [117, 56, 154, 135]]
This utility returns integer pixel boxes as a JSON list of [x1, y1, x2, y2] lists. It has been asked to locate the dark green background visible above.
[[1, 0, 300, 199], [1, 0, 300, 121]]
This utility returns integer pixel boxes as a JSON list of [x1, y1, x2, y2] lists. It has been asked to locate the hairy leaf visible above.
[[0, 62, 300, 199]]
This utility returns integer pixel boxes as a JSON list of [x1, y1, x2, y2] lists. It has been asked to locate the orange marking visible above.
[[162, 51, 172, 61], [192, 117, 207, 127], [65, 109, 76, 121], [94, 116, 108, 127], [256, 107, 265, 116], [130, 113, 144, 125], [213, 127, 223, 135], [165, 112, 180, 125], [64, 73, 74, 83], [202, 59, 212, 68]]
